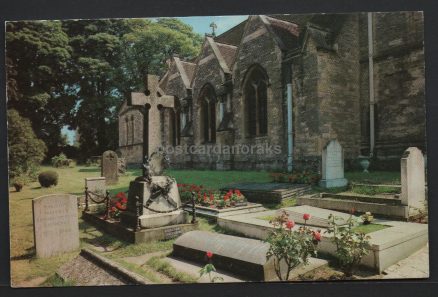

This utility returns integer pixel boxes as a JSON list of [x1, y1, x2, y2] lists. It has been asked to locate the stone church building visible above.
[[118, 12, 425, 171]]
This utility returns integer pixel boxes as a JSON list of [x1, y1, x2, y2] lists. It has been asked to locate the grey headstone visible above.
[[101, 150, 118, 184], [85, 177, 106, 196], [319, 140, 348, 188], [32, 194, 79, 258], [401, 147, 426, 216]]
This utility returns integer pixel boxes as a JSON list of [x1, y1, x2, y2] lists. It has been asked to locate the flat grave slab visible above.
[[184, 202, 265, 220], [172, 230, 327, 281], [220, 183, 311, 203], [217, 206, 428, 273]]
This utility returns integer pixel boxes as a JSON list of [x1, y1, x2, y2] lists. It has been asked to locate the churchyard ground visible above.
[[8, 165, 404, 286]]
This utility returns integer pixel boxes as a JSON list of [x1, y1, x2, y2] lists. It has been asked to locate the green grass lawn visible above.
[[352, 223, 389, 234], [345, 171, 400, 185]]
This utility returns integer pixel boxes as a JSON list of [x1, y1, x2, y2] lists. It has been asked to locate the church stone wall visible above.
[[231, 16, 287, 171], [359, 12, 425, 169]]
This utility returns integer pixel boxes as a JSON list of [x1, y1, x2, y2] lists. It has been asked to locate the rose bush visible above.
[[264, 211, 320, 281], [108, 192, 128, 219]]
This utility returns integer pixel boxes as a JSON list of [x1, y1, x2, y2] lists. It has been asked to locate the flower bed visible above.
[[178, 184, 247, 209]]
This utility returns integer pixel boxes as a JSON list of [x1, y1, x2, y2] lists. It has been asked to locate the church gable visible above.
[[163, 57, 192, 100], [191, 37, 229, 97]]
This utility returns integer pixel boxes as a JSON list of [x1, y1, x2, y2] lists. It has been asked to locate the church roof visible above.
[[215, 42, 238, 69], [214, 19, 247, 46], [261, 16, 300, 50], [180, 60, 196, 84]]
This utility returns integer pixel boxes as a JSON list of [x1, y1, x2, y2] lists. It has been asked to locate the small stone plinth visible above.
[[184, 203, 265, 220], [82, 212, 197, 243], [173, 230, 326, 281]]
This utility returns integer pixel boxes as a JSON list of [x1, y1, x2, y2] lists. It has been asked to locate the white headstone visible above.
[[319, 139, 348, 188], [401, 147, 426, 216], [32, 194, 79, 258]]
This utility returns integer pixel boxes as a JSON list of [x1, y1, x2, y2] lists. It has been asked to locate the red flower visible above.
[[111, 206, 116, 212], [224, 195, 229, 201], [313, 231, 321, 241], [303, 213, 311, 221], [121, 197, 128, 203], [285, 220, 295, 230], [235, 189, 241, 196], [210, 194, 214, 201], [206, 251, 213, 259], [116, 192, 127, 200]]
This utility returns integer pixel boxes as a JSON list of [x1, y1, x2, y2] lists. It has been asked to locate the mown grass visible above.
[[345, 171, 400, 185], [352, 223, 389, 234], [351, 185, 400, 196], [146, 255, 198, 283]]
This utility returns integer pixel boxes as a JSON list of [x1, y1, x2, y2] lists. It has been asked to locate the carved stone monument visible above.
[[319, 140, 348, 188], [101, 150, 118, 184], [32, 194, 79, 258], [121, 149, 187, 229], [401, 147, 426, 216]]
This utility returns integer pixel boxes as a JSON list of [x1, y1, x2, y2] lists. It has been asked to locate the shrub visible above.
[[51, 153, 70, 168], [38, 171, 59, 187], [12, 175, 27, 192], [325, 214, 371, 277], [264, 211, 320, 280], [7, 109, 47, 179]]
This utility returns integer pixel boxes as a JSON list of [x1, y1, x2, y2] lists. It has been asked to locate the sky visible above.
[[62, 15, 248, 145]]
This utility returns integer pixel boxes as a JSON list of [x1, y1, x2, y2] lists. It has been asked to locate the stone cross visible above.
[[129, 75, 175, 175], [400, 147, 426, 216]]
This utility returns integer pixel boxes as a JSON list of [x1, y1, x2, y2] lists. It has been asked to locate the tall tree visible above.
[[6, 21, 74, 158]]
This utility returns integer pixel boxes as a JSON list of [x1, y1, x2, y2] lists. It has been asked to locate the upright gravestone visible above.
[[319, 139, 348, 188], [85, 177, 106, 196], [32, 194, 79, 258], [401, 147, 426, 216], [101, 150, 118, 184]]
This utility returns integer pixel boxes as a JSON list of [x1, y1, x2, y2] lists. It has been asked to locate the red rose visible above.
[[285, 220, 295, 230], [224, 195, 229, 201], [313, 231, 321, 241], [303, 213, 311, 221], [210, 194, 214, 201], [206, 251, 213, 259], [121, 197, 128, 203], [235, 189, 241, 196]]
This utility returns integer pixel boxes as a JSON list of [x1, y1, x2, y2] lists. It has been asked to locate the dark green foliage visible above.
[[7, 109, 47, 179], [6, 18, 203, 161], [38, 171, 59, 187]]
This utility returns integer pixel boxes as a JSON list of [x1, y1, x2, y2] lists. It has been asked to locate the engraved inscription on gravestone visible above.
[[164, 226, 183, 240], [32, 194, 79, 258]]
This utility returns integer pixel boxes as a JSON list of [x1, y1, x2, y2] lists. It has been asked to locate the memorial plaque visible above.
[[164, 226, 183, 240], [101, 150, 118, 184], [32, 194, 79, 258]]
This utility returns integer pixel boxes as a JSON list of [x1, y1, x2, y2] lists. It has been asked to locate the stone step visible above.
[[296, 196, 408, 219], [321, 193, 402, 205], [221, 183, 312, 204]]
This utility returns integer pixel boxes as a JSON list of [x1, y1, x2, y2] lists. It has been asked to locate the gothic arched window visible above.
[[243, 65, 269, 137], [168, 109, 181, 146], [199, 84, 216, 143]]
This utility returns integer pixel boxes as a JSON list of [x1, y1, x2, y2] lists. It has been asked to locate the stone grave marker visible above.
[[85, 177, 106, 196], [101, 150, 118, 184], [319, 139, 348, 188], [401, 147, 426, 216], [32, 194, 79, 258]]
